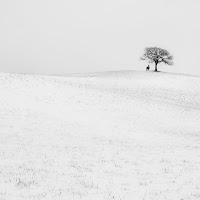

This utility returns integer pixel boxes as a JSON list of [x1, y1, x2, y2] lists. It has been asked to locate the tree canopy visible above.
[[141, 47, 173, 71]]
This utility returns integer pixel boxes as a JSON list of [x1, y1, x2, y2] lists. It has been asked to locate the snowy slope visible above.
[[0, 71, 200, 200]]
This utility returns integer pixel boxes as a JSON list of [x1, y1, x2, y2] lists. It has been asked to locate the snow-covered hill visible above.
[[0, 71, 200, 200]]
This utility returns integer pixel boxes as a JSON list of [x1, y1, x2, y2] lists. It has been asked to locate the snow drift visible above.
[[0, 70, 200, 200]]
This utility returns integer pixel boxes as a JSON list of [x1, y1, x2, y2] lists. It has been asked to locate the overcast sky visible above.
[[0, 0, 200, 76]]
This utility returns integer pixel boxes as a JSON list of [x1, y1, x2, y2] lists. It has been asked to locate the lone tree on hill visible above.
[[140, 47, 173, 72]]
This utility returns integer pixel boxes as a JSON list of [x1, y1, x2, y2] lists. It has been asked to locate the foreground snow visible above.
[[0, 70, 200, 200]]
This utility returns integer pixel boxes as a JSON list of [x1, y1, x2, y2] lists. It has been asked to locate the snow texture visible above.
[[0, 70, 200, 200]]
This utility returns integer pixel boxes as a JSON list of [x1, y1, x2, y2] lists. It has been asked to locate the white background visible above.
[[0, 0, 200, 76]]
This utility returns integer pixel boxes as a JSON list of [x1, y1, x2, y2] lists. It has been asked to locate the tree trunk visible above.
[[155, 62, 158, 72]]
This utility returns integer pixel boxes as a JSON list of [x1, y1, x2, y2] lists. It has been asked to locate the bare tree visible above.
[[141, 47, 173, 72]]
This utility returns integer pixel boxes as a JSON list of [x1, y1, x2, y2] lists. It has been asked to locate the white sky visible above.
[[0, 0, 200, 76]]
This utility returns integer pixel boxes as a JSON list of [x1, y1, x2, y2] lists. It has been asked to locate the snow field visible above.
[[0, 71, 200, 200]]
